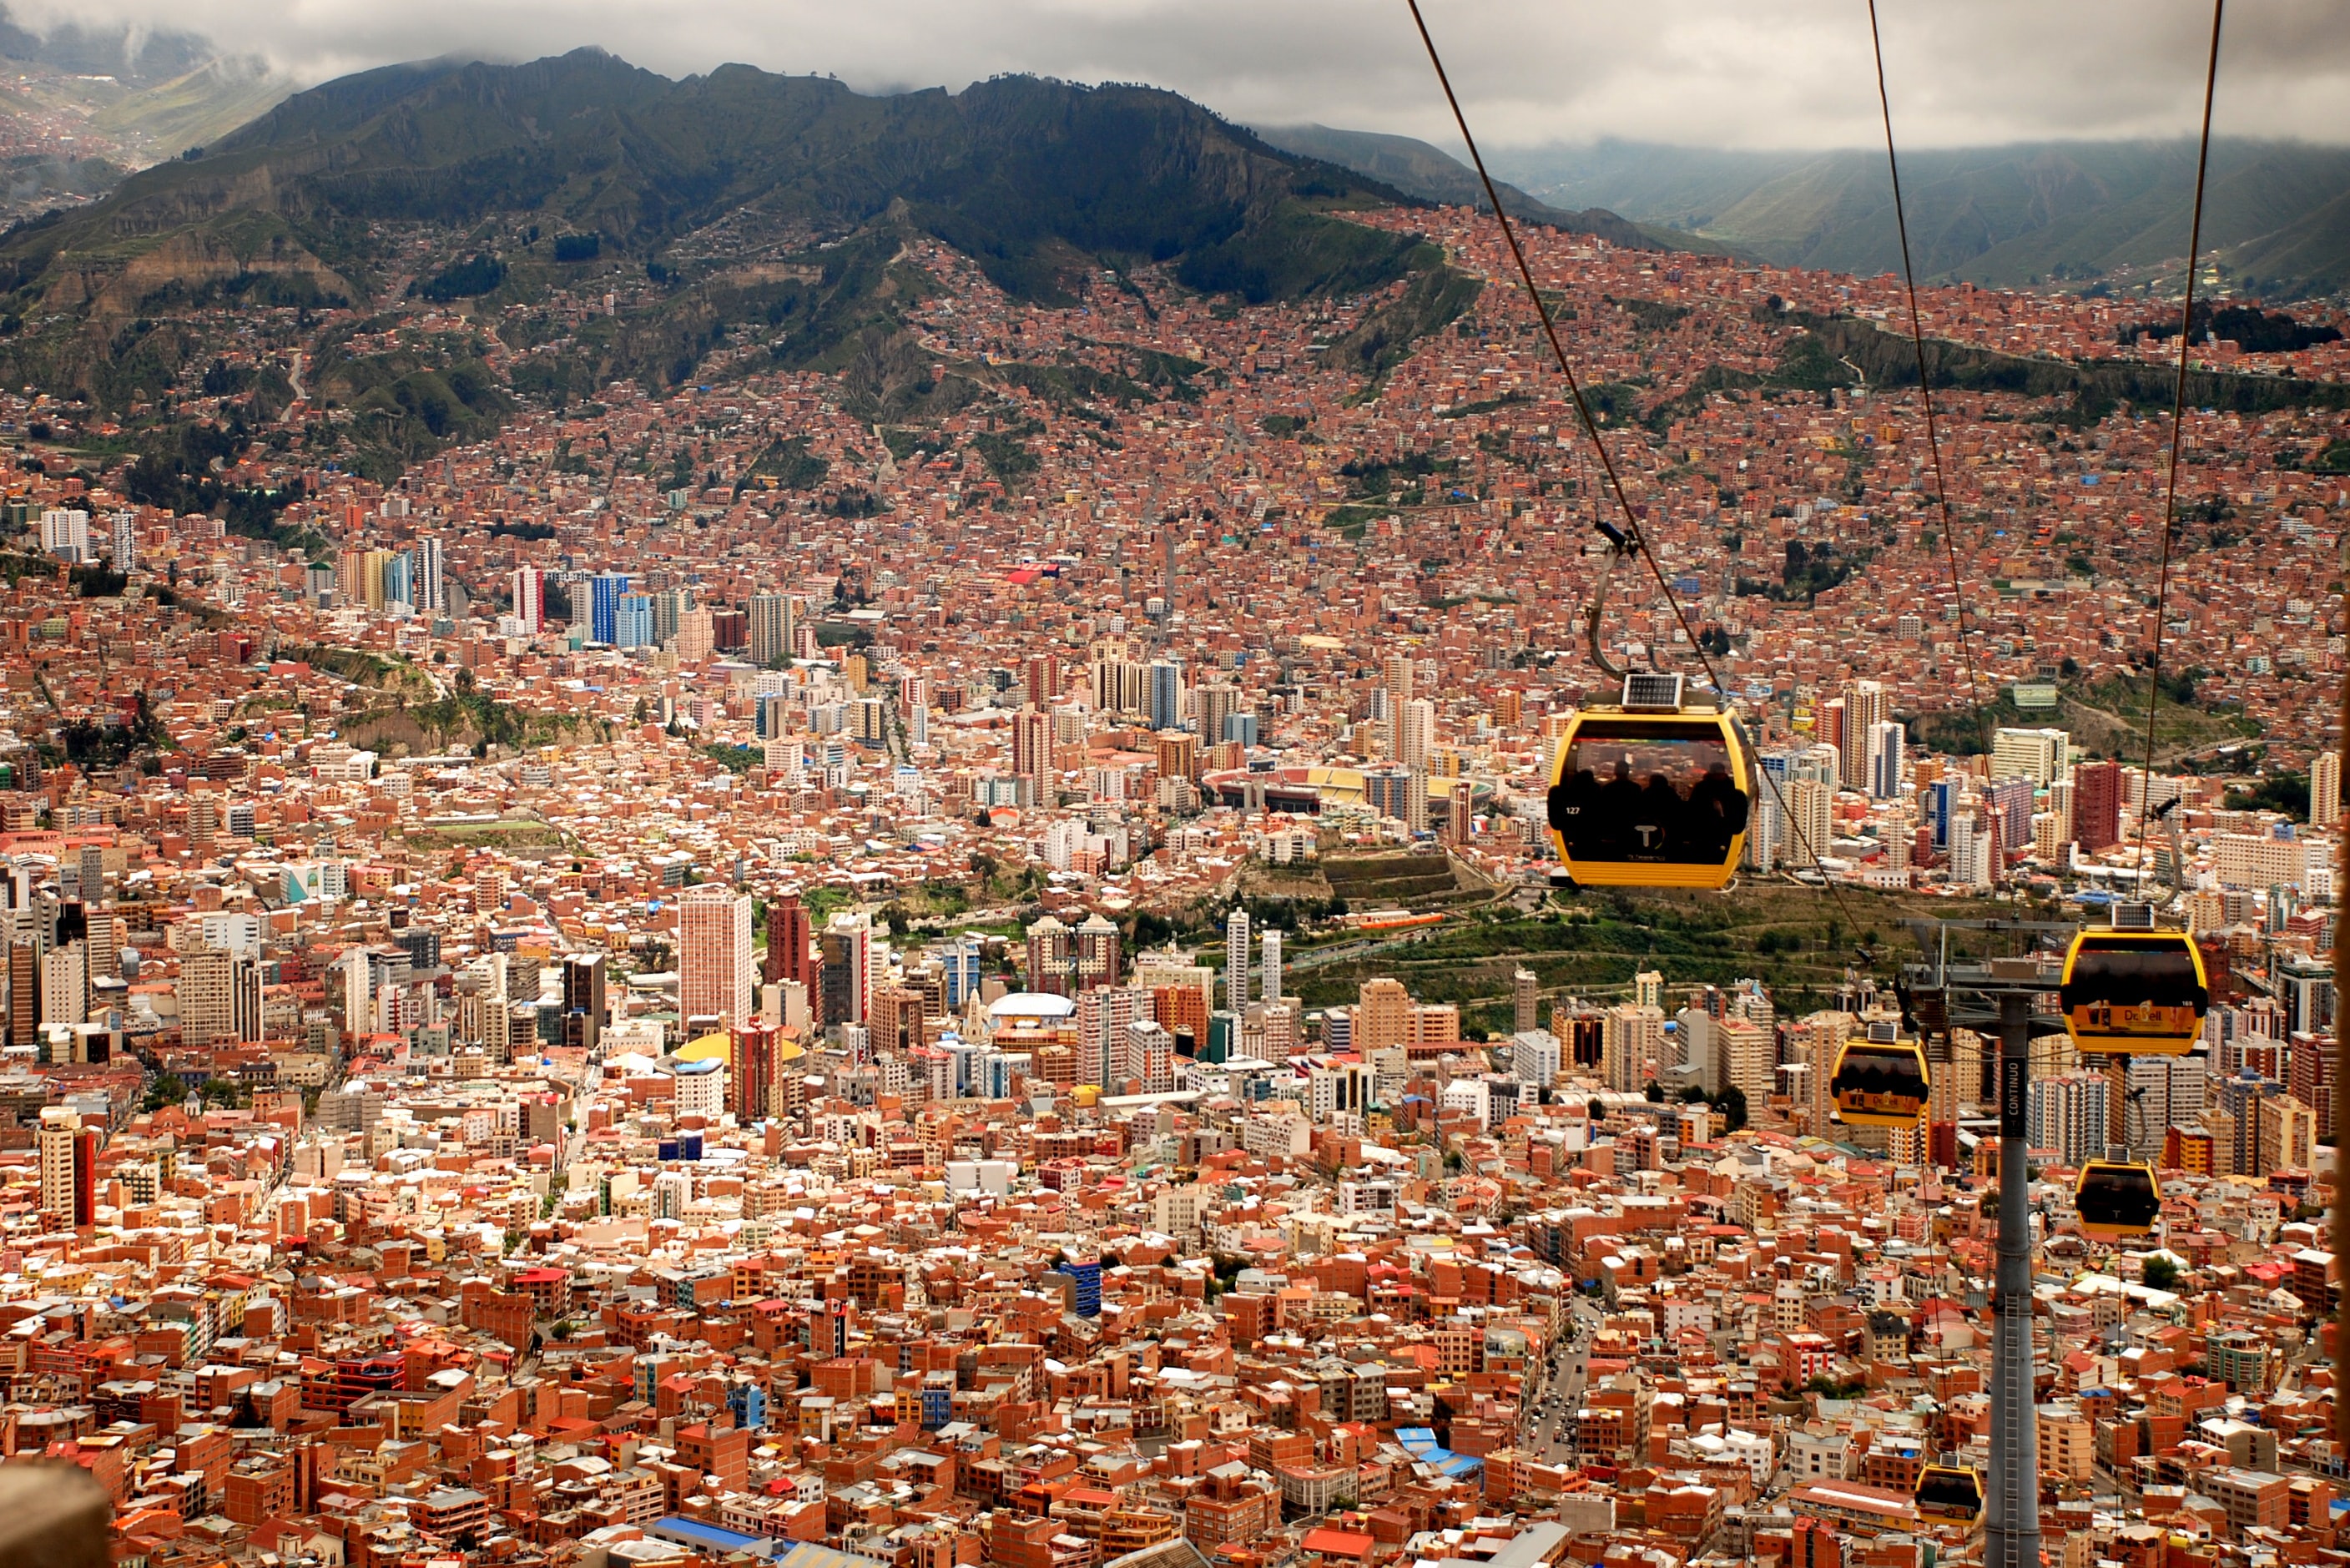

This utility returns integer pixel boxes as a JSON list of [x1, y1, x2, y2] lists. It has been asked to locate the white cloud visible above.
[[16, 0, 2349, 151]]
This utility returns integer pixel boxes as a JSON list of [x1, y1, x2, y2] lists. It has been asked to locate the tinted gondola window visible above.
[[2061, 934, 2208, 1055], [1914, 1469, 1981, 1519], [2061, 942, 2207, 1011], [1551, 720, 1750, 865], [2076, 1164, 2161, 1233], [1831, 1041, 1929, 1123]]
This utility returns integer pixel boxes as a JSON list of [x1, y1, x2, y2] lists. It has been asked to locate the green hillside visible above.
[[7, 53, 1426, 313], [0, 51, 1488, 475], [1493, 137, 2350, 297], [90, 57, 297, 157]]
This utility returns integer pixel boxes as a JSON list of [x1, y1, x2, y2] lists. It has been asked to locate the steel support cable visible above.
[[2131, 0, 2225, 870], [1864, 0, 1995, 764], [2337, 582, 2350, 1444], [1403, 0, 1867, 936]]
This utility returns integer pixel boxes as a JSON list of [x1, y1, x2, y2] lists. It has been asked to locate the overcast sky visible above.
[[32, 0, 2350, 150]]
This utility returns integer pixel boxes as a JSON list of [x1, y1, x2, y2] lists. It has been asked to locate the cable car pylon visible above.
[[1900, 933, 2065, 1568]]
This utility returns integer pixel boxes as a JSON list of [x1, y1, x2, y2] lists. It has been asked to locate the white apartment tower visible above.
[[512, 567, 545, 633], [38, 1108, 80, 1221], [1949, 814, 1999, 890], [1399, 698, 1436, 774], [1223, 907, 1251, 1011], [1785, 778, 1836, 869], [1991, 727, 2070, 788]]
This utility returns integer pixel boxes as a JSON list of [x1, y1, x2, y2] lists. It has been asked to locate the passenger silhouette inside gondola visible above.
[[1688, 761, 1747, 859], [1598, 759, 1642, 855], [1636, 770, 1682, 855]]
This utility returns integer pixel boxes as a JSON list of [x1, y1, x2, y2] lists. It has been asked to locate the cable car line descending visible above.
[[2028, 4, 2221, 1248], [2053, 905, 2206, 1239], [2132, 0, 2225, 865], [1863, 0, 1995, 763], [1404, 0, 1863, 928]]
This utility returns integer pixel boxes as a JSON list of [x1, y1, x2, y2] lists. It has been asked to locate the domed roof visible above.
[[678, 1033, 732, 1062], [989, 991, 1077, 1020]]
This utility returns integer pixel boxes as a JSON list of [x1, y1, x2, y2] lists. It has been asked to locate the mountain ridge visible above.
[[4, 49, 1432, 310], [1249, 122, 1727, 255], [1489, 136, 2350, 298], [0, 49, 1509, 446]]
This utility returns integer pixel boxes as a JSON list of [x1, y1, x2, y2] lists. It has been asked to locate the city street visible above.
[[1519, 1301, 1595, 1463]]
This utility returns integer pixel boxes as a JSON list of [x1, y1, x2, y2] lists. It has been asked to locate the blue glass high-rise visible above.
[[940, 936, 983, 1008], [590, 572, 630, 645], [1924, 778, 1958, 851], [1147, 658, 1185, 732], [614, 592, 655, 649], [383, 552, 414, 611]]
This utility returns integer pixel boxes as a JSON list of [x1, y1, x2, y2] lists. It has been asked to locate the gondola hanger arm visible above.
[[1584, 521, 1643, 683]]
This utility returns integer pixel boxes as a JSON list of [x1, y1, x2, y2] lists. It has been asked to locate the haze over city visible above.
[[0, 7, 2342, 1568], [10, 0, 2350, 146]]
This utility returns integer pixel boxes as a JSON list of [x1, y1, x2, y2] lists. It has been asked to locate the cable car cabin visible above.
[[1914, 1465, 1983, 1521], [2059, 928, 2209, 1056], [1546, 675, 1753, 890], [1830, 1035, 1929, 1128], [2075, 1160, 2161, 1241]]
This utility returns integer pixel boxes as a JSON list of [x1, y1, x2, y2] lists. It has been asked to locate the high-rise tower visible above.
[[764, 894, 814, 990], [590, 572, 629, 646], [563, 954, 606, 1052], [38, 1108, 91, 1226], [1147, 659, 1186, 733], [1399, 698, 1435, 774], [1841, 680, 1886, 790], [679, 886, 754, 1031], [1011, 707, 1051, 802], [749, 592, 794, 667], [2313, 750, 2341, 828], [1224, 908, 1251, 1011]]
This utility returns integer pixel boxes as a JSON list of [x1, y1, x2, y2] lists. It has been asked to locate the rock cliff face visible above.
[[41, 221, 355, 317]]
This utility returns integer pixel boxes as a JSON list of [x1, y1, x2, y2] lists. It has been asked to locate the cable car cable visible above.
[[1402, 0, 1655, 618], [2131, 0, 2224, 866], [1863, 0, 1994, 763], [1404, 0, 1866, 939]]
